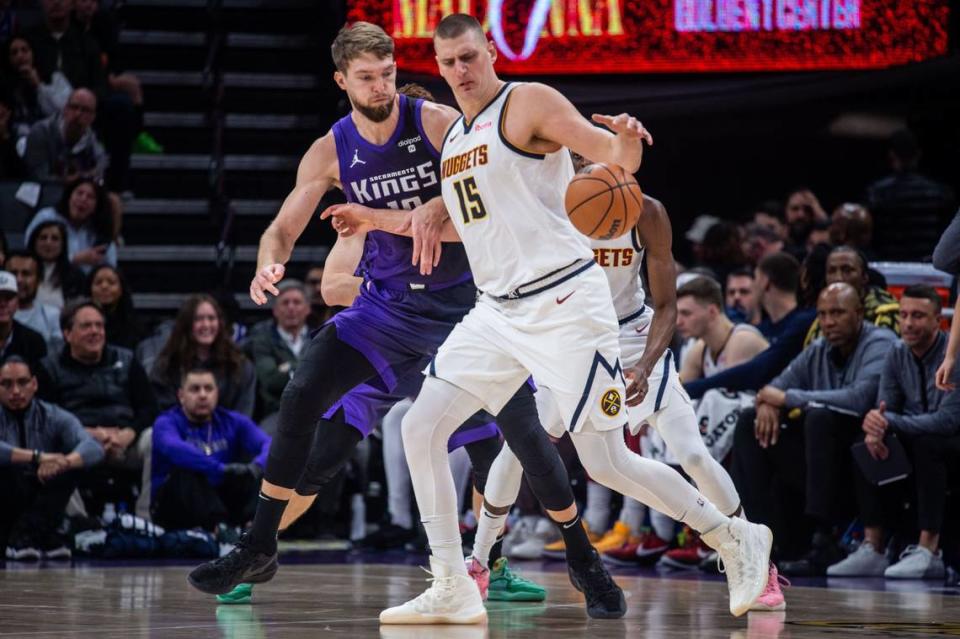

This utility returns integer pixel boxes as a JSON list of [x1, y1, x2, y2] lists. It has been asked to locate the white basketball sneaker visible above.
[[379, 556, 487, 625], [702, 518, 773, 617]]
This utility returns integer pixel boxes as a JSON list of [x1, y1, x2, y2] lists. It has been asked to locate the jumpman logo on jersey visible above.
[[350, 149, 366, 168]]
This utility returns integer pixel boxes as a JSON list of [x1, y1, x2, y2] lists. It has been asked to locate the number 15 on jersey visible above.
[[453, 176, 488, 224]]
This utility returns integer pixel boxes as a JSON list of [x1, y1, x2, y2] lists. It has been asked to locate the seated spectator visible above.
[[834, 286, 959, 579], [25, 0, 136, 193], [7, 250, 61, 351], [829, 203, 875, 261], [24, 88, 106, 183], [0, 355, 103, 560], [867, 129, 955, 261], [742, 223, 784, 266], [150, 367, 269, 531], [685, 252, 816, 399], [0, 270, 47, 367], [751, 200, 786, 241], [0, 90, 24, 179], [677, 277, 768, 383], [27, 220, 85, 308], [4, 36, 70, 140], [25, 177, 117, 272], [732, 283, 896, 575], [87, 264, 144, 350], [805, 219, 831, 254], [150, 294, 255, 417], [804, 245, 899, 345], [36, 300, 157, 515], [784, 188, 828, 260], [248, 280, 309, 426], [73, 0, 161, 155], [725, 267, 762, 326]]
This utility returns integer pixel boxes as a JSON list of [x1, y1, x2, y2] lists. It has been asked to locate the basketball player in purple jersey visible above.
[[189, 23, 620, 615]]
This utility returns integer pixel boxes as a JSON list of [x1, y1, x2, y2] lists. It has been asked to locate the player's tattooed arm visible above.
[[321, 232, 365, 307], [252, 134, 338, 305], [626, 196, 676, 407], [502, 83, 652, 173]]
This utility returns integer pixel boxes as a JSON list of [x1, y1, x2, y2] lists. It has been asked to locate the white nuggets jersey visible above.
[[591, 226, 647, 322], [440, 82, 592, 296]]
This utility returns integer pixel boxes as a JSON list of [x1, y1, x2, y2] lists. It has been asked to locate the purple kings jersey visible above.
[[331, 94, 472, 289]]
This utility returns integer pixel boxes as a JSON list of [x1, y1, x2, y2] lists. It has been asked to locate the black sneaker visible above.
[[187, 535, 278, 595], [567, 549, 627, 619], [779, 532, 845, 577]]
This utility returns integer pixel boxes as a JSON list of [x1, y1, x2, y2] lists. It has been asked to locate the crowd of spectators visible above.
[[0, 6, 955, 584]]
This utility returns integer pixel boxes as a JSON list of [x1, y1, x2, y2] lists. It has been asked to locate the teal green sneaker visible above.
[[487, 557, 547, 602], [216, 583, 253, 604]]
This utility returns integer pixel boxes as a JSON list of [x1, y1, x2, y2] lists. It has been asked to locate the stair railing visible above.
[[203, 0, 237, 289]]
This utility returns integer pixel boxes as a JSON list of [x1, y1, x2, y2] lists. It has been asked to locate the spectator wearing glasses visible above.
[[0, 355, 103, 561]]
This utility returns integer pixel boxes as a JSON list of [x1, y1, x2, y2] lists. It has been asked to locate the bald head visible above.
[[817, 282, 864, 349], [63, 88, 97, 141], [820, 282, 861, 310]]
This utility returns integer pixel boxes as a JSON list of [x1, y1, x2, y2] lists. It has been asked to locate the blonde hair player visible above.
[[328, 13, 773, 625]]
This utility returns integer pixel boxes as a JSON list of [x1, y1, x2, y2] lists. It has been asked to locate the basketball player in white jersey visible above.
[[677, 276, 770, 382], [466, 190, 786, 613], [357, 14, 772, 624]]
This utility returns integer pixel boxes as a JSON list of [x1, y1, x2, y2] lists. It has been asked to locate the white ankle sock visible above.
[[472, 505, 507, 568], [619, 498, 645, 532]]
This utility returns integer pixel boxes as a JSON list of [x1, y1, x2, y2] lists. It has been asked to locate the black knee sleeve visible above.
[[463, 434, 503, 494], [294, 416, 364, 496], [497, 386, 575, 511]]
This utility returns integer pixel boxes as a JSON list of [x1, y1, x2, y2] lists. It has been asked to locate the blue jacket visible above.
[[150, 406, 270, 497]]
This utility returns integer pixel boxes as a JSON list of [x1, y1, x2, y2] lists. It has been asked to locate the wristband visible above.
[[32, 449, 41, 468]]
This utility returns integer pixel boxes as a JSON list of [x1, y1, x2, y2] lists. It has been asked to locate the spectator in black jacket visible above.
[[866, 129, 955, 261], [0, 270, 47, 368], [37, 299, 157, 514]]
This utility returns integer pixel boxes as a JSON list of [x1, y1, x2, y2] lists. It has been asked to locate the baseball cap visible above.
[[0, 271, 16, 294]]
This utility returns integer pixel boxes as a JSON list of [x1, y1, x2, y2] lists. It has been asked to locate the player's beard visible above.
[[353, 94, 395, 123]]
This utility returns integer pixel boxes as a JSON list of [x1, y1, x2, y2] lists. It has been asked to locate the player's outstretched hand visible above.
[[591, 113, 653, 146], [250, 263, 285, 306], [411, 205, 446, 276], [321, 203, 375, 237]]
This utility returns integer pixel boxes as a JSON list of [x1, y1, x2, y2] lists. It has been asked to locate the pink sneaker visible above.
[[466, 556, 490, 600], [749, 563, 788, 611]]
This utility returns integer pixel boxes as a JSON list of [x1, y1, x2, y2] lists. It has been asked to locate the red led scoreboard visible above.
[[346, 0, 949, 73]]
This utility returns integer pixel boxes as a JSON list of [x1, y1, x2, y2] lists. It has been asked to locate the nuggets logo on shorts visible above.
[[600, 389, 622, 417]]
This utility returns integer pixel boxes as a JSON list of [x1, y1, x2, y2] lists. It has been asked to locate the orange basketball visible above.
[[565, 163, 643, 240]]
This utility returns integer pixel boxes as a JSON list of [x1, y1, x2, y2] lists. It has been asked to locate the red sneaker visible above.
[[658, 527, 712, 570], [466, 556, 490, 600], [634, 530, 670, 563], [602, 535, 643, 566]]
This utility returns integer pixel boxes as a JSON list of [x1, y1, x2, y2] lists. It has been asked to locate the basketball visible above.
[[565, 163, 644, 240]]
